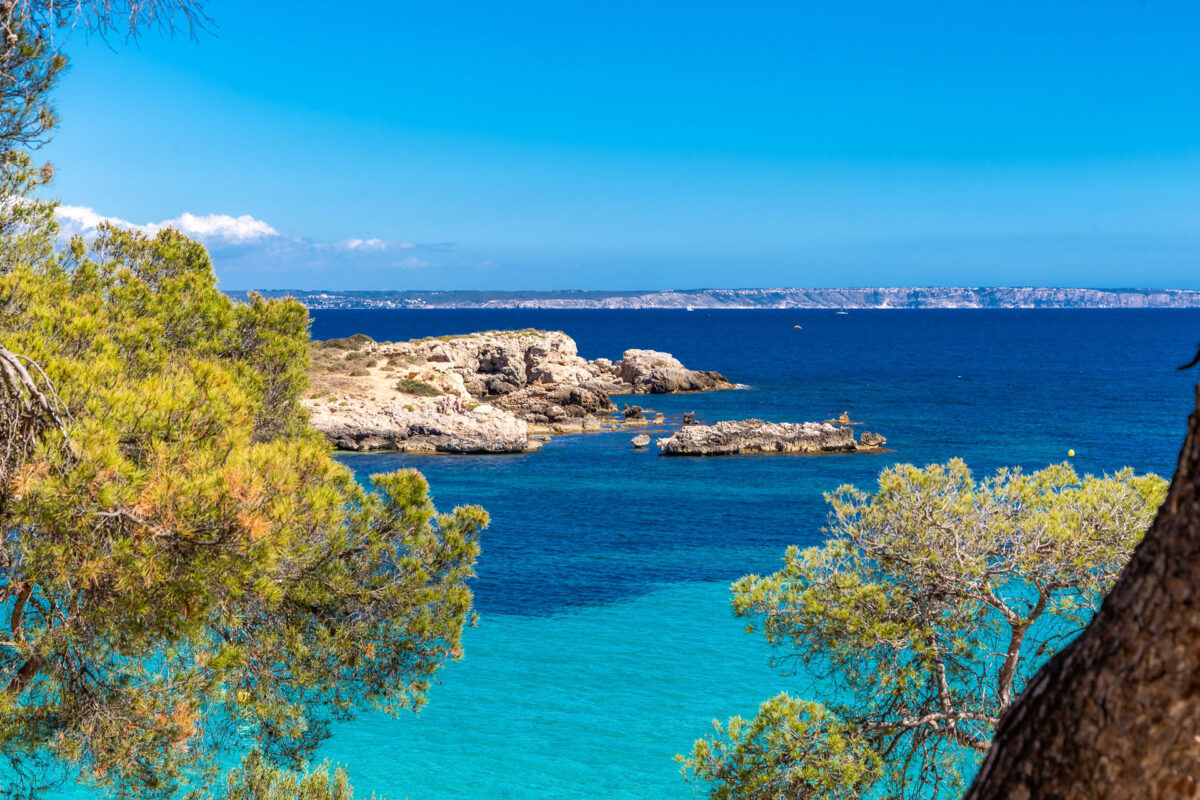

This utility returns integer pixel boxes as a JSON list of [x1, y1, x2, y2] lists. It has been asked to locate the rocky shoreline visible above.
[[304, 329, 734, 453], [655, 419, 886, 456]]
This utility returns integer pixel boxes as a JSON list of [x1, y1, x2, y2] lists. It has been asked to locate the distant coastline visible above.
[[225, 287, 1200, 310]]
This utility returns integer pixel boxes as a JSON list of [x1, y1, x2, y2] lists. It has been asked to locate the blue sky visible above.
[[42, 0, 1200, 290]]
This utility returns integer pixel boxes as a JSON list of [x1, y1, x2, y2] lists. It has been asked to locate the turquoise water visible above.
[[324, 582, 781, 799], [53, 310, 1200, 798]]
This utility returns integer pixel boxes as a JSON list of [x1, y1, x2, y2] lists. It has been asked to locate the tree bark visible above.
[[967, 377, 1200, 800]]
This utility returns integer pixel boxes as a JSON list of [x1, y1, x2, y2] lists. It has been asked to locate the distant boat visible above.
[[793, 325, 802, 329], [686, 305, 695, 311], [836, 311, 849, 315]]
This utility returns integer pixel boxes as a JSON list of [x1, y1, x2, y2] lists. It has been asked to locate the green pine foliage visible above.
[[219, 751, 365, 800], [684, 459, 1167, 799], [0, 217, 487, 797]]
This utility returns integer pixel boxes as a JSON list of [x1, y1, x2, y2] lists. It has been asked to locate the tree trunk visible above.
[[966, 378, 1200, 799]]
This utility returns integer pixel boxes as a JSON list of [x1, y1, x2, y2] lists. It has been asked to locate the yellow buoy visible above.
[[1068, 449, 1076, 457]]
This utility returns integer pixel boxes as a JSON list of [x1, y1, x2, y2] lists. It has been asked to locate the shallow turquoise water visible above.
[[51, 310, 1200, 798], [323, 581, 782, 800]]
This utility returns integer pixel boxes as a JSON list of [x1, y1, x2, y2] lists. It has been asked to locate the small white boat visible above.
[[686, 305, 695, 311]]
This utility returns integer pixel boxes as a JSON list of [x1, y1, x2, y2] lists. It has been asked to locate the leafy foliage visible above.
[[0, 218, 486, 798], [219, 751, 366, 800], [684, 459, 1167, 799]]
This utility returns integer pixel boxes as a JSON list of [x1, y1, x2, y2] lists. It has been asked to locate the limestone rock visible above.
[[859, 431, 887, 449], [303, 396, 531, 453], [307, 329, 735, 451], [616, 349, 734, 393], [823, 411, 862, 426], [631, 434, 651, 448], [656, 419, 882, 456]]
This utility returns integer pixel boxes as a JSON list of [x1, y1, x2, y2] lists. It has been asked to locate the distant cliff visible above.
[[227, 287, 1200, 310]]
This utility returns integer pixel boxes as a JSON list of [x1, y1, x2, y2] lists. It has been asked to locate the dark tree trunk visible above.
[[967, 378, 1200, 799]]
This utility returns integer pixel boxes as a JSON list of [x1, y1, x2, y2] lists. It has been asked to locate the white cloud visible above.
[[342, 237, 387, 251], [56, 204, 138, 234], [56, 206, 278, 243], [148, 212, 279, 243], [325, 237, 418, 252], [51, 204, 449, 287]]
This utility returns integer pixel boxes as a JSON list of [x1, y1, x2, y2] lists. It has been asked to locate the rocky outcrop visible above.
[[362, 331, 732, 405], [362, 330, 731, 427], [305, 329, 733, 451], [617, 349, 734, 393], [305, 396, 533, 453], [491, 383, 613, 430], [859, 431, 886, 448], [631, 434, 651, 449], [656, 419, 887, 456], [621, 405, 648, 425]]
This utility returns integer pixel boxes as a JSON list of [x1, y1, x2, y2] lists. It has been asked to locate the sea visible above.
[[59, 309, 1200, 799]]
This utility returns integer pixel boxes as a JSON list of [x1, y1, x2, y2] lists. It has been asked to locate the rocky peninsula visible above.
[[304, 329, 734, 453], [655, 419, 886, 456]]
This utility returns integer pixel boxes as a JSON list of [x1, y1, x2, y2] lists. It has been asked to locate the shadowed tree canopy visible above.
[[0, 210, 487, 797], [967, 372, 1200, 799]]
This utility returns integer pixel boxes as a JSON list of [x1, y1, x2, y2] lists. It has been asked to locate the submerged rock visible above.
[[656, 419, 886, 456]]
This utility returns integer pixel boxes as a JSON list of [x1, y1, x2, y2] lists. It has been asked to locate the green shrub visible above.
[[397, 378, 441, 397], [319, 333, 374, 352]]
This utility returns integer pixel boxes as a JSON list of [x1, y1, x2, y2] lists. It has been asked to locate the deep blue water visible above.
[[59, 310, 1200, 799]]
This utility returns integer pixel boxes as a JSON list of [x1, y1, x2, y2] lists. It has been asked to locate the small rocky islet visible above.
[[656, 419, 885, 456], [304, 329, 885, 455]]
